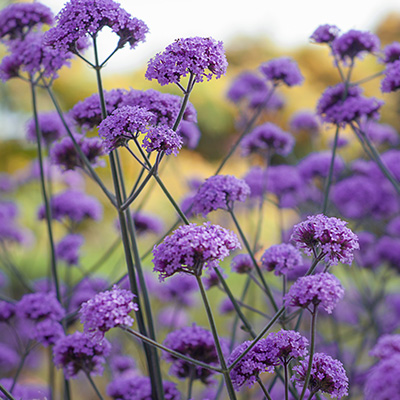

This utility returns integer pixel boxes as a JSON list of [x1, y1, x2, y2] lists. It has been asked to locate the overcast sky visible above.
[[38, 0, 400, 73]]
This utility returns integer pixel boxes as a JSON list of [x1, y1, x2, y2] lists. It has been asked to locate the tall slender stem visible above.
[[257, 377, 273, 400], [0, 383, 16, 400], [85, 373, 104, 400]]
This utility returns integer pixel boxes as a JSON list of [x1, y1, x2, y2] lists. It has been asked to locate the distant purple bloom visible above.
[[362, 121, 399, 146], [219, 298, 235, 314], [38, 190, 103, 222], [192, 175, 250, 217], [292, 353, 349, 398], [231, 253, 253, 274], [109, 355, 136, 375], [45, 0, 148, 52], [177, 120, 201, 149], [163, 324, 228, 383], [243, 166, 267, 198], [310, 24, 340, 44], [0, 343, 19, 372], [290, 111, 320, 135], [142, 125, 182, 156], [381, 60, 400, 93], [0, 301, 15, 322], [285, 272, 344, 313], [0, 2, 53, 41], [146, 36, 228, 85], [26, 111, 68, 145], [33, 319, 64, 346], [51, 134, 106, 170], [0, 378, 49, 400], [290, 214, 359, 265], [317, 83, 383, 126], [241, 122, 295, 157], [381, 42, 400, 64], [387, 216, 400, 236], [53, 331, 111, 378], [17, 292, 65, 322], [261, 243, 303, 276], [354, 231, 381, 269], [156, 274, 197, 306], [203, 267, 226, 290], [298, 151, 345, 181], [376, 236, 400, 269], [370, 334, 400, 360], [0, 218, 31, 244], [98, 105, 154, 152], [56, 234, 84, 266], [0, 173, 14, 193], [152, 222, 240, 280], [80, 285, 138, 340], [132, 211, 164, 236], [332, 30, 380, 62], [260, 57, 304, 86], [107, 375, 181, 400]]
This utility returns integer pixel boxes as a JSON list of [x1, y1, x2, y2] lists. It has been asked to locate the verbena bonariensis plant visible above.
[[1, 2, 400, 399]]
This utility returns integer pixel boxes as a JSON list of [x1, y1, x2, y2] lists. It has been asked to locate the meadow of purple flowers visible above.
[[1, 1, 400, 399]]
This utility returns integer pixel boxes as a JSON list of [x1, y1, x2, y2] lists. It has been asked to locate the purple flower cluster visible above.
[[259, 57, 304, 86], [26, 111, 67, 145], [370, 334, 400, 360], [285, 272, 345, 313], [53, 331, 111, 378], [191, 174, 250, 217], [152, 222, 240, 280], [292, 353, 349, 398], [261, 243, 303, 276], [45, 0, 148, 52], [56, 234, 84, 266], [310, 24, 340, 44], [241, 122, 294, 157], [298, 151, 345, 181], [132, 211, 164, 236], [381, 60, 400, 93], [381, 42, 400, 64], [289, 111, 320, 135], [146, 37, 228, 86], [267, 330, 309, 362], [362, 121, 399, 146], [290, 214, 359, 265], [142, 125, 182, 155], [163, 324, 228, 383], [230, 253, 253, 274], [80, 286, 138, 340]]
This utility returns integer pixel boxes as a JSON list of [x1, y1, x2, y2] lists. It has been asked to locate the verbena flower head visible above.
[[381, 60, 400, 93], [156, 274, 197, 306], [292, 352, 349, 399], [370, 334, 400, 360], [285, 272, 345, 313], [45, 0, 148, 52], [163, 324, 228, 383], [132, 211, 164, 236], [191, 175, 250, 217], [266, 330, 309, 362], [332, 29, 380, 63], [142, 125, 182, 156], [231, 253, 253, 274], [145, 36, 228, 85], [0, 2, 54, 41], [177, 120, 201, 149], [243, 166, 267, 199], [241, 122, 295, 157], [0, 300, 16, 322], [362, 121, 399, 146], [80, 285, 138, 340], [56, 234, 84, 266], [259, 57, 304, 86], [69, 276, 109, 312], [317, 83, 383, 126], [298, 151, 345, 181], [17, 292, 65, 322], [98, 105, 155, 152], [53, 332, 111, 378], [290, 214, 359, 265], [38, 190, 103, 223], [33, 319, 64, 347], [381, 42, 400, 64], [261, 243, 303, 276], [152, 222, 240, 280], [228, 339, 278, 390], [107, 376, 181, 400], [310, 24, 340, 44], [289, 111, 320, 135], [26, 111, 68, 145]]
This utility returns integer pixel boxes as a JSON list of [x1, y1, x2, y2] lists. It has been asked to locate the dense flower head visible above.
[[290, 111, 320, 135], [0, 300, 16, 322], [142, 125, 182, 155], [261, 243, 303, 276], [266, 330, 309, 361], [38, 190, 103, 222], [243, 166, 267, 198], [381, 42, 400, 64], [163, 324, 228, 383], [56, 234, 84, 266], [310, 24, 340, 44], [353, 231, 381, 269], [241, 122, 295, 157], [33, 319, 64, 346], [381, 60, 400, 93], [107, 375, 181, 400], [45, 0, 148, 52], [317, 83, 383, 126], [370, 334, 400, 359], [191, 174, 250, 217], [80, 285, 138, 340], [176, 120, 201, 149], [17, 292, 65, 322], [364, 354, 400, 400], [156, 274, 198, 306], [26, 111, 68, 145], [152, 222, 240, 280], [362, 121, 399, 146], [387, 216, 400, 237], [298, 151, 345, 181], [98, 105, 155, 152], [53, 331, 111, 378], [376, 236, 400, 268], [332, 29, 380, 62], [132, 211, 164, 236], [285, 272, 344, 313], [0, 2, 54, 41], [146, 36, 228, 85], [0, 32, 71, 81], [292, 352, 349, 398], [290, 214, 359, 265], [259, 57, 304, 86], [109, 354, 136, 375], [231, 253, 253, 274], [51, 134, 106, 170]]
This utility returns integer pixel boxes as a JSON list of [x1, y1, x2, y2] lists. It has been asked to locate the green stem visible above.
[[85, 373, 104, 400], [196, 276, 237, 400], [257, 377, 273, 400], [284, 361, 289, 400], [187, 366, 195, 400], [0, 383, 16, 400]]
